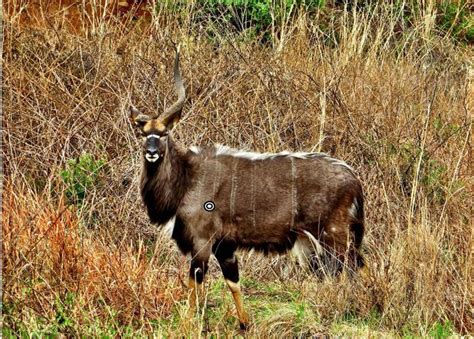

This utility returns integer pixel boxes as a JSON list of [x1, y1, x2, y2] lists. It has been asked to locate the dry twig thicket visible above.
[[2, 0, 473, 336]]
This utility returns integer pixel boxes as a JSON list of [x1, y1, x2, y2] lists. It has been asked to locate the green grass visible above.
[[1, 275, 464, 337], [3, 0, 471, 336]]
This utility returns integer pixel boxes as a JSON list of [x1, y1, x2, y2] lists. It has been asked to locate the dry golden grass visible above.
[[2, 1, 473, 337]]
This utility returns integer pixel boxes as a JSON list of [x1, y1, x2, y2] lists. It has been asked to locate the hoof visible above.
[[239, 311, 250, 330], [239, 322, 248, 330]]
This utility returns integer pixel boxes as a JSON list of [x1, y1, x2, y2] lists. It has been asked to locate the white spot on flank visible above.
[[163, 216, 176, 238], [331, 226, 337, 232]]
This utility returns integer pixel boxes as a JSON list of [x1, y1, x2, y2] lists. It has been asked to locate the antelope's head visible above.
[[130, 48, 186, 163]]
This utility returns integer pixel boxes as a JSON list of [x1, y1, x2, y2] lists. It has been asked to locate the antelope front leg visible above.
[[188, 275, 202, 312], [188, 251, 209, 315]]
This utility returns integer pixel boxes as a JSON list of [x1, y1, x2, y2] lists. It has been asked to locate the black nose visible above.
[[146, 136, 159, 155]]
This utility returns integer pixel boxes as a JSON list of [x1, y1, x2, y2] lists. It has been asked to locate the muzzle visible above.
[[145, 134, 160, 163]]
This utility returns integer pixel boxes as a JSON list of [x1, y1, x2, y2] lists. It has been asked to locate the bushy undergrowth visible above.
[[60, 153, 106, 205], [2, 0, 472, 336]]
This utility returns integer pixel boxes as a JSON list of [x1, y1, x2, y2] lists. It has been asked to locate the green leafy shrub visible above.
[[429, 321, 454, 338], [60, 153, 105, 205], [163, 0, 325, 43], [437, 1, 474, 44]]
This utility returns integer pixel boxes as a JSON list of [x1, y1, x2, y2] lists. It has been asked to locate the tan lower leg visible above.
[[226, 279, 249, 328]]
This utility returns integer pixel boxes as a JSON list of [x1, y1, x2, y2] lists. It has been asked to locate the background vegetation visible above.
[[3, 0, 473, 336]]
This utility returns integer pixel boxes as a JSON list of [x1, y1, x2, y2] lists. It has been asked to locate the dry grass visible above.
[[2, 1, 473, 337]]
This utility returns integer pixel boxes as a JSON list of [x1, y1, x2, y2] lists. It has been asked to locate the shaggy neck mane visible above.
[[140, 138, 191, 225]]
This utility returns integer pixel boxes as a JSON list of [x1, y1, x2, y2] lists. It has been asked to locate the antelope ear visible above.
[[161, 113, 181, 131], [129, 106, 151, 128]]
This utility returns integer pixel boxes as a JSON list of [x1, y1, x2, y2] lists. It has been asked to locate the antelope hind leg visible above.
[[226, 278, 249, 329], [213, 242, 249, 329]]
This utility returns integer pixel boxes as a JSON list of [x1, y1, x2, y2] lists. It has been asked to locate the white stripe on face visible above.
[[146, 134, 160, 139]]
